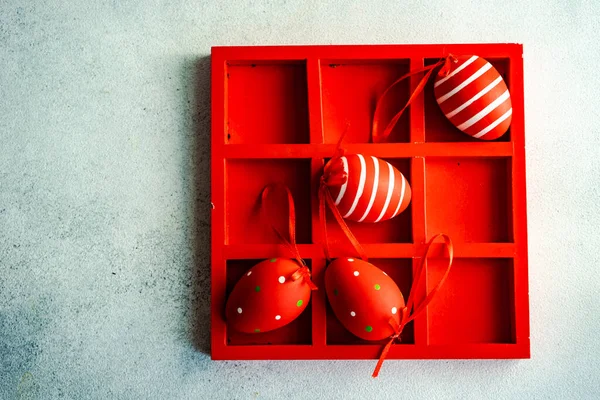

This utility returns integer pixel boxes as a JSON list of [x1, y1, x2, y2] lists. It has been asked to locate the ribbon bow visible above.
[[372, 233, 454, 377]]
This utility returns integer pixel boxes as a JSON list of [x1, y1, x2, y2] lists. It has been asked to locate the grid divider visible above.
[[212, 44, 529, 360]]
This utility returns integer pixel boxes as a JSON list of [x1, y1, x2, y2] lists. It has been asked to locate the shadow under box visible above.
[[226, 159, 312, 245], [321, 60, 411, 143], [425, 157, 512, 243], [225, 259, 313, 345], [423, 57, 511, 142], [427, 257, 515, 344], [326, 258, 414, 345], [324, 158, 412, 246], [226, 61, 309, 144]]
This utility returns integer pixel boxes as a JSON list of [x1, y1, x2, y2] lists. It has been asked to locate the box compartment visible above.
[[424, 58, 512, 142], [425, 157, 512, 243], [326, 258, 414, 345], [321, 60, 411, 143], [226, 259, 313, 345], [227, 62, 309, 144], [426, 258, 515, 344], [226, 159, 312, 245], [324, 158, 412, 247]]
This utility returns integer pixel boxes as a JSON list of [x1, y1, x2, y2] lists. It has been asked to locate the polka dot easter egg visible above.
[[226, 258, 311, 334], [325, 258, 405, 341], [325, 154, 411, 223], [434, 55, 512, 140]]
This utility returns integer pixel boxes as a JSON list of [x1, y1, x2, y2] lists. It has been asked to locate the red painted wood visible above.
[[222, 143, 513, 158], [211, 44, 529, 361]]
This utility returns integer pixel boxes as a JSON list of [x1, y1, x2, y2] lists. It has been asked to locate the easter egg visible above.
[[326, 154, 411, 223], [325, 257, 405, 341], [434, 55, 512, 140], [226, 258, 311, 333]]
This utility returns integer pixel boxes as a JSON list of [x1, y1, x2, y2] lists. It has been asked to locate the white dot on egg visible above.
[[353, 271, 359, 276], [348, 258, 354, 262], [278, 276, 285, 284], [383, 271, 388, 276], [350, 311, 356, 317], [237, 307, 243, 314], [391, 307, 397, 315], [247, 271, 252, 276], [275, 315, 281, 320]]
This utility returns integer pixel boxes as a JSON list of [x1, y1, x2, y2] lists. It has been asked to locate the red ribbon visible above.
[[261, 184, 317, 290], [319, 129, 368, 262], [372, 233, 454, 377], [372, 54, 457, 143]]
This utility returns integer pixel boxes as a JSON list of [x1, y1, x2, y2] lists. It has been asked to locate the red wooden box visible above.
[[210, 44, 530, 360]]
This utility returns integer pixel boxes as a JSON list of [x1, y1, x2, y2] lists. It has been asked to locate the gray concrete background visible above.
[[1, 0, 599, 399]]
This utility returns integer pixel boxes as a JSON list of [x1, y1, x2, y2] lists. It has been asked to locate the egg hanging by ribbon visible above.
[[434, 55, 512, 140], [226, 258, 311, 334], [324, 154, 411, 223], [325, 257, 405, 341]]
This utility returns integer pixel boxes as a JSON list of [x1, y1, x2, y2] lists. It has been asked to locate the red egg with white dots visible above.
[[226, 258, 311, 334], [325, 258, 405, 341], [325, 154, 411, 223]]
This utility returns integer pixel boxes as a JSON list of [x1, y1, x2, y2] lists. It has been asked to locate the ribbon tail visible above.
[[372, 237, 453, 379], [323, 189, 367, 261], [305, 278, 318, 291], [409, 234, 454, 318], [318, 184, 331, 261], [372, 337, 395, 378]]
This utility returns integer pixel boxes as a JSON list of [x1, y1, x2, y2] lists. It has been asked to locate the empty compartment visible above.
[[321, 60, 411, 143], [427, 258, 515, 344], [226, 259, 312, 345], [425, 157, 512, 243], [424, 58, 511, 142], [226, 159, 311, 244], [326, 258, 414, 345], [226, 62, 309, 144], [324, 158, 412, 245]]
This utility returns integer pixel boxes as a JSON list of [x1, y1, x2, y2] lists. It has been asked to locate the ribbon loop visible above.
[[261, 184, 317, 290], [372, 54, 455, 144], [372, 234, 454, 378]]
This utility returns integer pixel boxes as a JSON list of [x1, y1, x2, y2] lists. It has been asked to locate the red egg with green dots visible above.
[[226, 258, 311, 334], [325, 258, 405, 341]]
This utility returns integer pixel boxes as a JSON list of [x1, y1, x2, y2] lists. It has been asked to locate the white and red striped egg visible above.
[[326, 154, 411, 223], [434, 55, 512, 140]]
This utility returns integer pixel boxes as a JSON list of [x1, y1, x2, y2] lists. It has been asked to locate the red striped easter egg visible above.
[[327, 154, 411, 223], [434, 55, 512, 140]]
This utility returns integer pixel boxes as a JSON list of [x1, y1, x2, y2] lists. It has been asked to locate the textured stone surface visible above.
[[1, 1, 599, 399]]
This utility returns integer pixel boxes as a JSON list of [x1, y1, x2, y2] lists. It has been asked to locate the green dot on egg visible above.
[[365, 325, 373, 333], [333, 289, 338, 296], [270, 258, 277, 262], [255, 286, 260, 292], [254, 328, 260, 333], [374, 284, 381, 291], [296, 299, 303, 307]]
